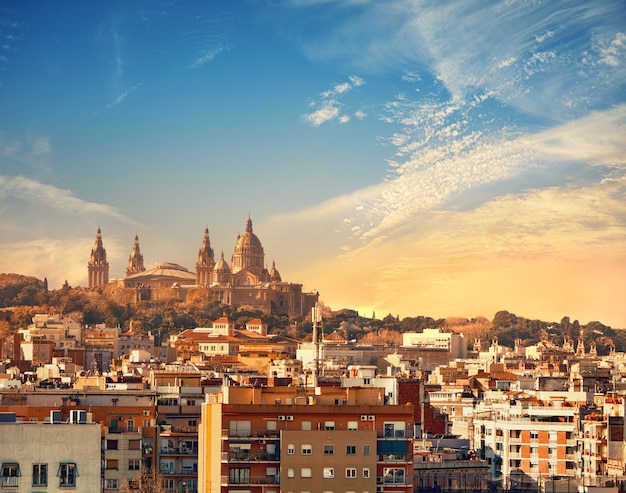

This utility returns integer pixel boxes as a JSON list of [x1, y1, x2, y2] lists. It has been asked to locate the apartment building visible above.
[[198, 386, 415, 493], [0, 411, 101, 492], [152, 367, 205, 493], [471, 392, 578, 489]]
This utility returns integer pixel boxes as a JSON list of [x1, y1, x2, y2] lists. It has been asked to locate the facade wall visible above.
[[0, 421, 101, 492], [200, 397, 414, 493]]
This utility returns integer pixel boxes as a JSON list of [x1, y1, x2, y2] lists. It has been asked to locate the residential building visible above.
[[0, 411, 101, 492], [198, 385, 415, 493]]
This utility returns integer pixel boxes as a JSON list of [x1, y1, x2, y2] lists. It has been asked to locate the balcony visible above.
[[221, 475, 279, 486], [379, 429, 414, 438], [378, 454, 413, 463], [160, 467, 198, 476], [1, 477, 19, 487], [160, 447, 198, 456], [377, 475, 413, 486], [222, 452, 280, 463]]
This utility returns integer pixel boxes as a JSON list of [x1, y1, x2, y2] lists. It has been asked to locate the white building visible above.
[[402, 328, 466, 359]]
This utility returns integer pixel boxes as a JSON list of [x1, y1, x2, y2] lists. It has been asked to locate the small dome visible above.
[[214, 252, 231, 273], [269, 260, 281, 282]]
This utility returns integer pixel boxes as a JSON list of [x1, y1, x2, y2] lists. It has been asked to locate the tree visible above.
[[119, 468, 166, 493]]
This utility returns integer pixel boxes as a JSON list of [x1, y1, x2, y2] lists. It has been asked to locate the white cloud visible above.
[[303, 74, 365, 126], [302, 100, 341, 127], [0, 175, 132, 221], [598, 32, 626, 67]]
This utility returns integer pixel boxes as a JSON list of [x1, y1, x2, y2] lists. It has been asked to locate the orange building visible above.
[[199, 385, 415, 493]]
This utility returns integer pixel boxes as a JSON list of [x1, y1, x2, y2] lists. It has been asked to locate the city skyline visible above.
[[1, 1, 625, 327]]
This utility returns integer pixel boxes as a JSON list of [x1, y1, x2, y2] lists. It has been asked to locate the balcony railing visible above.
[[1, 477, 19, 487], [222, 452, 280, 462], [160, 447, 198, 455], [378, 430, 414, 438], [378, 454, 413, 463], [221, 475, 279, 486]]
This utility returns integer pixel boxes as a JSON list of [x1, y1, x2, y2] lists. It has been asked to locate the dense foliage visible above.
[[0, 273, 623, 352]]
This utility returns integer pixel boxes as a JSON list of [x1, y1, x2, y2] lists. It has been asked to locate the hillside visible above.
[[0, 272, 623, 353]]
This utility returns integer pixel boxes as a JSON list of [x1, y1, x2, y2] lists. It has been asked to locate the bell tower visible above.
[[126, 235, 145, 276], [87, 227, 109, 288], [196, 227, 215, 285]]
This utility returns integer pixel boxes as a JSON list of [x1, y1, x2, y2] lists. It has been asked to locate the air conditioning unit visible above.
[[278, 415, 285, 421], [286, 416, 294, 421], [361, 415, 368, 421], [368, 415, 375, 421]]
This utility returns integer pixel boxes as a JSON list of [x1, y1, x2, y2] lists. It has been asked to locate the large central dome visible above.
[[231, 216, 264, 275]]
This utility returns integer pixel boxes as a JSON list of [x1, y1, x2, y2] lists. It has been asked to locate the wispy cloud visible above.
[[302, 75, 365, 126], [93, 82, 143, 116], [0, 175, 133, 221], [0, 236, 125, 289], [0, 132, 51, 171], [189, 43, 229, 68]]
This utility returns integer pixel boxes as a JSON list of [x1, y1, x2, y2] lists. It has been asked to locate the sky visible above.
[[1, 1, 625, 328]]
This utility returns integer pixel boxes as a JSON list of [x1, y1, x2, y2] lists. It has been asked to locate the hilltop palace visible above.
[[87, 217, 318, 316]]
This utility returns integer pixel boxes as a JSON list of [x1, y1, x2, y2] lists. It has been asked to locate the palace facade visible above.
[[87, 217, 318, 316]]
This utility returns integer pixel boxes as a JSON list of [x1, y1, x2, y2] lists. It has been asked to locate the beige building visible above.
[[89, 217, 318, 315], [0, 411, 101, 492]]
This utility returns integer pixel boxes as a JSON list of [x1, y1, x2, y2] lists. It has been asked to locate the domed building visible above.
[[87, 218, 318, 316]]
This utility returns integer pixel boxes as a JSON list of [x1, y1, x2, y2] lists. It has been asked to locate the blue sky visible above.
[[1, 1, 625, 327]]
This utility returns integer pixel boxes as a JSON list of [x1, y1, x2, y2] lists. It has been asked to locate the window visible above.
[[287, 444, 295, 455], [323, 444, 334, 455], [363, 468, 370, 479], [105, 478, 119, 490], [162, 478, 175, 490], [107, 439, 119, 450], [324, 421, 335, 430], [346, 444, 357, 455], [106, 459, 118, 470], [129, 440, 141, 450], [33, 463, 47, 487], [301, 467, 312, 478], [129, 459, 141, 470], [384, 422, 405, 438], [301, 444, 312, 455], [2, 463, 20, 487], [530, 431, 539, 441], [229, 420, 251, 438], [58, 462, 78, 487], [383, 467, 405, 484], [287, 468, 295, 478], [347, 420, 358, 430], [346, 468, 357, 478], [323, 467, 334, 478], [229, 468, 250, 484], [363, 444, 371, 455]]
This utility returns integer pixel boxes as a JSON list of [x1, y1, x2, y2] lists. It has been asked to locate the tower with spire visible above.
[[126, 235, 145, 276], [87, 227, 109, 288], [196, 227, 215, 285]]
